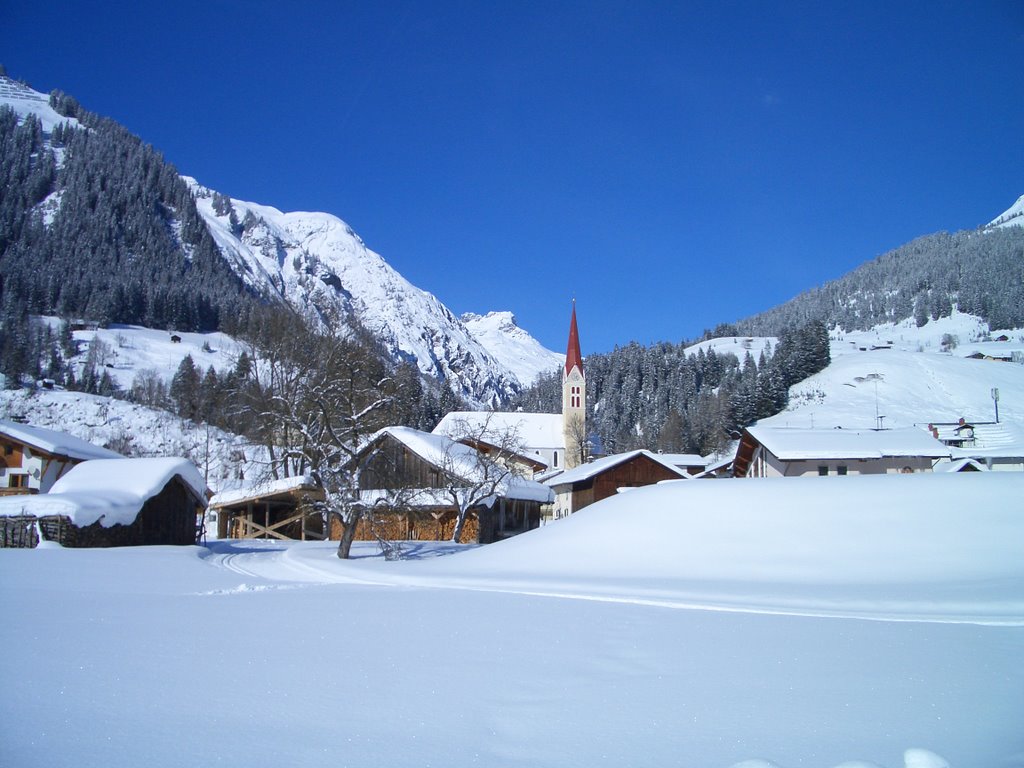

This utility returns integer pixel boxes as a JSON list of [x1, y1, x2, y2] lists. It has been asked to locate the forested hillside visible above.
[[733, 226, 1024, 336], [0, 88, 256, 333]]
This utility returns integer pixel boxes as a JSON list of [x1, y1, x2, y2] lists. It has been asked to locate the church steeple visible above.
[[565, 300, 583, 378], [562, 301, 586, 469]]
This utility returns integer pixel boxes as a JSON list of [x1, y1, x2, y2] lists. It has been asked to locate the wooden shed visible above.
[[0, 457, 208, 548], [208, 476, 325, 540], [547, 450, 688, 520]]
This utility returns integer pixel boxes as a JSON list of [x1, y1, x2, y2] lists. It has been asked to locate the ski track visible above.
[[197, 545, 1023, 626]]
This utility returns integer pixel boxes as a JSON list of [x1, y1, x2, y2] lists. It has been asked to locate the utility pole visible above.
[[991, 388, 1000, 423]]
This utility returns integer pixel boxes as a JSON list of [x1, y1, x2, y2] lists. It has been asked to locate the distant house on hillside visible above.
[[732, 426, 951, 478], [966, 351, 1013, 362], [546, 450, 688, 520], [926, 419, 976, 448], [0, 420, 122, 495], [926, 419, 1024, 472], [0, 457, 208, 548], [341, 426, 553, 544]]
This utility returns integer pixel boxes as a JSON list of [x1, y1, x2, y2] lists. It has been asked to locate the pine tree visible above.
[[170, 354, 201, 420]]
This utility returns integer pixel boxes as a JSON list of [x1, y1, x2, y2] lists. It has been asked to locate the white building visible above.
[[733, 426, 951, 478], [434, 302, 587, 473]]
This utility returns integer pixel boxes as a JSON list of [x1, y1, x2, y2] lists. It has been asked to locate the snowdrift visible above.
[[324, 473, 1024, 623]]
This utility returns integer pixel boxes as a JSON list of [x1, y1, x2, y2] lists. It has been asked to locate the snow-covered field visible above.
[[2, 474, 1021, 768]]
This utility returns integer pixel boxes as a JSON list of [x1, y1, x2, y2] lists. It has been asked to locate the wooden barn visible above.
[[337, 426, 552, 544], [546, 450, 689, 520], [0, 457, 208, 548], [1, 420, 122, 495], [209, 476, 325, 540]]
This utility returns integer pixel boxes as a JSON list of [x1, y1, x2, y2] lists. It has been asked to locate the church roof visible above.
[[565, 302, 583, 376], [433, 412, 564, 452]]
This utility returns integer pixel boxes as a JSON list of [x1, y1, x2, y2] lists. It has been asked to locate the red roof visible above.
[[565, 302, 583, 376]]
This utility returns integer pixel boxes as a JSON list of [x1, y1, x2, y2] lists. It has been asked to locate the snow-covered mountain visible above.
[[461, 311, 564, 386], [0, 76, 559, 407], [988, 193, 1024, 229], [189, 179, 550, 406]]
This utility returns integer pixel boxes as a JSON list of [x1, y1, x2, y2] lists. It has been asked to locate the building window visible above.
[[569, 386, 581, 409], [9, 474, 27, 488], [817, 466, 828, 476], [837, 466, 848, 476], [553, 452, 559, 468]]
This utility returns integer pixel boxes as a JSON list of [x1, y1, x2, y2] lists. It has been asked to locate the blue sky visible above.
[[4, 1, 1023, 355]]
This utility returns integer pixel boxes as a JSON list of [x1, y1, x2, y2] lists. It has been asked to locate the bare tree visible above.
[[232, 309, 399, 558], [439, 415, 528, 543]]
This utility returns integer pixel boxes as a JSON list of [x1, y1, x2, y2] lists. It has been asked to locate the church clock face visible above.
[[567, 370, 582, 383]]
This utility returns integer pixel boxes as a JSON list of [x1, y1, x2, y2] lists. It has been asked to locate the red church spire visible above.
[[565, 301, 583, 377]]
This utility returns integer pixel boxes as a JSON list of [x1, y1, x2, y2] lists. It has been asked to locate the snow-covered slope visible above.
[[461, 311, 564, 386], [0, 388, 266, 496], [684, 335, 776, 360], [49, 320, 243, 392], [761, 312, 1024, 431], [0, 76, 79, 133], [987, 193, 1024, 229], [188, 179, 549, 406]]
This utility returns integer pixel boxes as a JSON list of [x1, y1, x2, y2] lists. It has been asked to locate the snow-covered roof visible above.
[[937, 421, 1024, 460], [0, 457, 207, 527], [933, 458, 988, 473], [655, 453, 706, 468], [547, 450, 689, 488], [370, 427, 552, 504], [746, 426, 951, 460], [697, 455, 734, 476], [0, 420, 122, 461], [433, 411, 564, 452], [209, 475, 318, 508]]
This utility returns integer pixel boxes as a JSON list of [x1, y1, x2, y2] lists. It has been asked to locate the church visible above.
[[432, 302, 587, 473]]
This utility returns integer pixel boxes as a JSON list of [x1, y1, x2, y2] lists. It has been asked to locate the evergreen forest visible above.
[[0, 90, 257, 336], [511, 321, 831, 457]]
